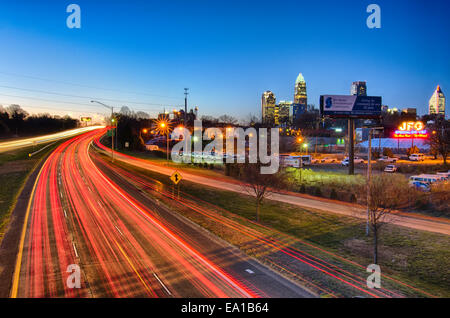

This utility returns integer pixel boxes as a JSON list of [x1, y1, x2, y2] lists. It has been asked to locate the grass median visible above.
[[0, 141, 66, 243]]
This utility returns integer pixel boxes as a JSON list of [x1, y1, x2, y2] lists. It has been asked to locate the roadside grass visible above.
[[108, 157, 450, 297], [0, 141, 66, 243]]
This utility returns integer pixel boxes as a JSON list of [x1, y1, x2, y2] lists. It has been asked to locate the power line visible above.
[[0, 84, 184, 109], [0, 70, 183, 101], [0, 101, 105, 115], [0, 92, 163, 113]]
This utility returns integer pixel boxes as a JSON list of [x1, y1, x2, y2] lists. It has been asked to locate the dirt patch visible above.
[[343, 238, 408, 268]]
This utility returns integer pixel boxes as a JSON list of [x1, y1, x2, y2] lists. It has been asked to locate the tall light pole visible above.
[[366, 127, 384, 236], [91, 100, 115, 161], [184, 88, 189, 126]]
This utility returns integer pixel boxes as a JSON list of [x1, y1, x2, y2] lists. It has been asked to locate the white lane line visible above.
[[153, 272, 171, 295], [245, 269, 255, 274], [63, 209, 67, 218], [114, 226, 123, 236], [72, 242, 79, 258], [97, 200, 103, 208]]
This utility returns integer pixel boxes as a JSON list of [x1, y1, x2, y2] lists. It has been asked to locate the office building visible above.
[[429, 85, 445, 116], [261, 90, 276, 123], [351, 81, 367, 96]]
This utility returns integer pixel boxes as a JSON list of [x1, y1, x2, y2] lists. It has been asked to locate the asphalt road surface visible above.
[[0, 126, 104, 153], [10, 129, 313, 298]]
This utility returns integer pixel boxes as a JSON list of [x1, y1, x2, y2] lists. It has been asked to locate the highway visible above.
[[95, 144, 450, 236], [0, 126, 104, 153], [10, 129, 313, 298]]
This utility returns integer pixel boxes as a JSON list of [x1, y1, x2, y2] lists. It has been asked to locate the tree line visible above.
[[0, 104, 79, 138]]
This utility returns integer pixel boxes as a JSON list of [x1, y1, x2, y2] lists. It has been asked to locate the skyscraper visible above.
[[277, 101, 293, 126], [429, 85, 445, 116], [351, 81, 367, 96], [294, 73, 307, 105], [293, 73, 307, 123], [261, 90, 276, 124]]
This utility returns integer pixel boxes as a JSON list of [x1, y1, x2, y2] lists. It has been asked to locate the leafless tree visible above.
[[239, 163, 283, 222], [427, 117, 450, 166], [218, 115, 238, 125], [367, 174, 411, 264]]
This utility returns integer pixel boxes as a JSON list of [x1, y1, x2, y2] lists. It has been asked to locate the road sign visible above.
[[320, 95, 382, 118], [170, 171, 182, 185]]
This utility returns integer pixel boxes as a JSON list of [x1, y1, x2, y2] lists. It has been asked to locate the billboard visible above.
[[320, 95, 382, 118]]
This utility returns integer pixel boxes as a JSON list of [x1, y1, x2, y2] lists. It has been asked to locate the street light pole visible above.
[[91, 100, 115, 162], [366, 127, 384, 236]]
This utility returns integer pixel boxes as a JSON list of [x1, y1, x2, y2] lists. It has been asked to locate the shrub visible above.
[[299, 184, 306, 193], [383, 148, 394, 158], [330, 188, 338, 200], [314, 187, 322, 197]]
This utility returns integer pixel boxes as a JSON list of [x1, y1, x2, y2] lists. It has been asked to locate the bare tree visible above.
[[427, 117, 450, 166], [367, 174, 411, 264], [218, 115, 238, 125], [239, 163, 283, 222]]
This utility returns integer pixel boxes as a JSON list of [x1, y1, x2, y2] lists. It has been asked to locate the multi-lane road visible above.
[[4, 127, 443, 298], [9, 129, 313, 298], [0, 126, 104, 153]]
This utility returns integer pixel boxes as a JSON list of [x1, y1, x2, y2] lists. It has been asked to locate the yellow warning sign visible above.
[[170, 171, 182, 185]]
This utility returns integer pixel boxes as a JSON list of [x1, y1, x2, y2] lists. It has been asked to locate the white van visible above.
[[409, 153, 425, 161], [409, 175, 440, 185]]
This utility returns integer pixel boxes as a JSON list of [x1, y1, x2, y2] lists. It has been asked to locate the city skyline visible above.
[[0, 0, 449, 120]]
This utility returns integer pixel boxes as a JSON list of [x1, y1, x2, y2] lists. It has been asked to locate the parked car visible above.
[[409, 153, 425, 161], [378, 156, 398, 163], [384, 164, 397, 173], [321, 157, 336, 164], [311, 157, 320, 164], [341, 157, 364, 166]]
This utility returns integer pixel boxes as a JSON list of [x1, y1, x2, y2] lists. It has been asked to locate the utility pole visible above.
[[348, 118, 355, 175], [366, 127, 384, 236], [184, 88, 189, 126]]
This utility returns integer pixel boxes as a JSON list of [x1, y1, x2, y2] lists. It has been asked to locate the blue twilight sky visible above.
[[0, 0, 448, 120]]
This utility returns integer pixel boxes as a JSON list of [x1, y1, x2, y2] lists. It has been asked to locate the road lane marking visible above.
[[153, 272, 172, 296], [114, 242, 153, 295], [10, 160, 47, 298], [114, 225, 123, 236], [245, 269, 255, 274], [63, 209, 67, 218], [72, 242, 79, 258]]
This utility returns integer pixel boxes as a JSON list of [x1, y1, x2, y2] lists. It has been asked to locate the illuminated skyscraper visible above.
[[278, 101, 293, 125], [261, 90, 276, 124], [294, 73, 307, 105], [429, 85, 445, 116], [293, 73, 307, 123], [351, 81, 367, 96]]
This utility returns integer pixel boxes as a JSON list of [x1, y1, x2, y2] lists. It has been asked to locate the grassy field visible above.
[[0, 141, 65, 243], [108, 156, 450, 297]]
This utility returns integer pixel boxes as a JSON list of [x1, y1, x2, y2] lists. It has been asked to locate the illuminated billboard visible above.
[[320, 95, 382, 118], [393, 121, 428, 139]]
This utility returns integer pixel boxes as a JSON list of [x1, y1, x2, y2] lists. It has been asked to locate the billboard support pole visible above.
[[348, 118, 354, 175]]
